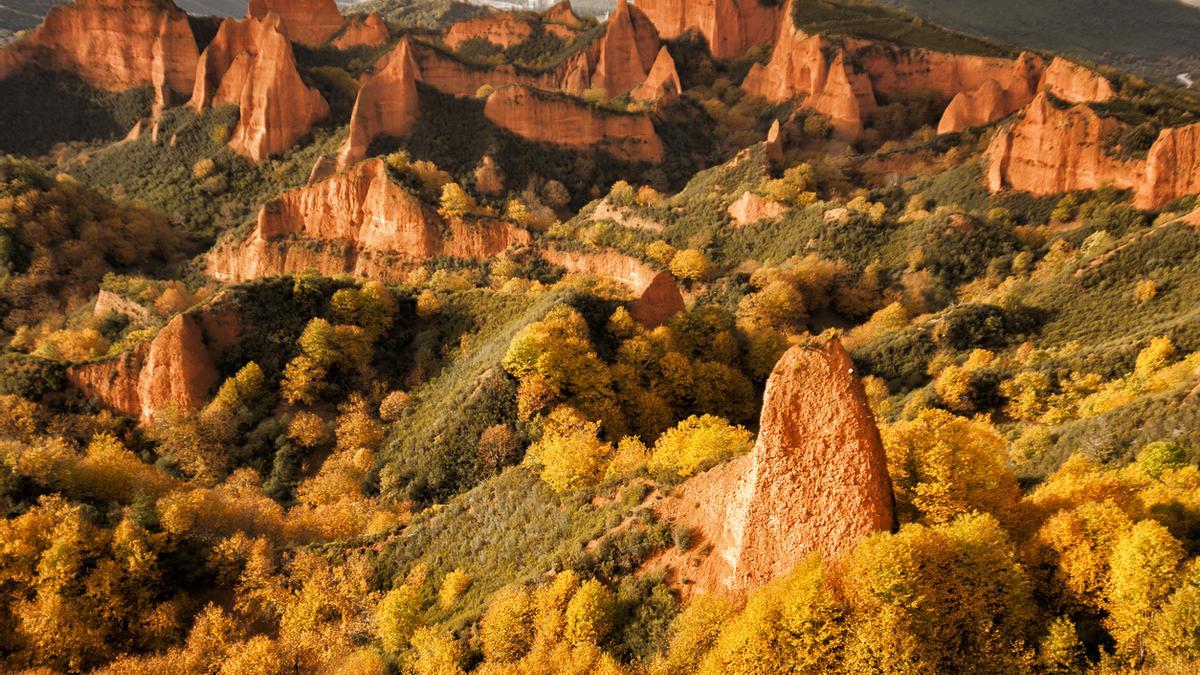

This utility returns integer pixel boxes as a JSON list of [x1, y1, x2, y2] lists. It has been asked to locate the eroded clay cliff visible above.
[[656, 338, 895, 595], [69, 302, 242, 424], [332, 13, 390, 50], [483, 85, 664, 162], [542, 247, 685, 327], [636, 0, 778, 59], [1039, 56, 1116, 104], [0, 0, 198, 96], [207, 159, 530, 282], [248, 0, 346, 46], [337, 38, 420, 170], [631, 46, 682, 103], [190, 13, 329, 162], [743, 9, 1046, 140], [592, 0, 661, 98]]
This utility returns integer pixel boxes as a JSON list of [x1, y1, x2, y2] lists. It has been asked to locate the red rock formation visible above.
[[411, 40, 576, 97], [632, 46, 682, 103], [332, 13, 389, 50], [1040, 56, 1116, 104], [656, 338, 895, 595], [744, 8, 1050, 141], [743, 32, 875, 139], [206, 159, 530, 282], [1135, 122, 1200, 210], [445, 12, 538, 50], [727, 190, 786, 226], [68, 305, 239, 423], [483, 85, 664, 162], [0, 0, 198, 96], [248, 0, 346, 46], [987, 92, 1141, 195], [337, 38, 420, 170], [936, 51, 1044, 134], [764, 118, 784, 163], [636, 0, 779, 59], [593, 0, 661, 98], [545, 1, 586, 31], [542, 247, 684, 327], [191, 13, 329, 162]]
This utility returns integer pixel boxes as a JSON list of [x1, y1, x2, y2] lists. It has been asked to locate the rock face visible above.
[[936, 51, 1044, 134], [1039, 56, 1116, 104], [483, 85, 664, 162], [0, 0, 198, 96], [986, 92, 1200, 209], [247, 0, 346, 46], [418, 1, 656, 101], [987, 93, 1138, 195], [636, 0, 778, 59], [742, 32, 875, 139], [657, 339, 895, 595], [727, 190, 787, 226], [743, 10, 1046, 140], [206, 159, 530, 282], [631, 46, 682, 103], [332, 12, 389, 50], [337, 38, 420, 170], [1134, 123, 1200, 210], [445, 12, 538, 50], [190, 13, 329, 162], [68, 304, 242, 424], [542, 247, 684, 327], [592, 0, 661, 98]]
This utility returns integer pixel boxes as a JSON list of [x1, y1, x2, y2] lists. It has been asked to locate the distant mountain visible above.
[[880, 0, 1200, 83]]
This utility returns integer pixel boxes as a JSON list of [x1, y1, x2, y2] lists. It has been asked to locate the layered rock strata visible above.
[[206, 159, 530, 282], [483, 85, 664, 162]]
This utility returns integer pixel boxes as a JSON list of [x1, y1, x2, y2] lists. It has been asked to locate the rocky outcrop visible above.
[[190, 13, 329, 162], [247, 0, 346, 46], [988, 90, 1200, 209], [445, 12, 538, 50], [545, 1, 586, 31], [0, 0, 198, 96], [936, 51, 1044, 133], [631, 46, 682, 103], [416, 1, 656, 100], [337, 38, 420, 170], [94, 290, 152, 324], [1039, 56, 1115, 104], [743, 11, 1047, 140], [592, 0, 661, 98], [656, 338, 895, 595], [727, 190, 787, 226], [332, 12, 389, 50], [483, 85, 664, 162], [542, 247, 684, 327], [987, 93, 1139, 195], [742, 33, 875, 139], [636, 0, 778, 59], [206, 159, 530, 282], [68, 304, 242, 423], [1134, 123, 1200, 210], [411, 40, 574, 97]]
